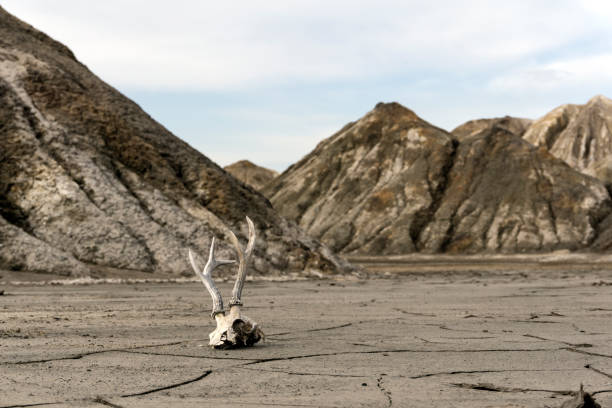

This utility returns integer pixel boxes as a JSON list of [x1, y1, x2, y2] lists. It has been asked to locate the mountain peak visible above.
[[228, 159, 257, 169], [523, 94, 612, 182], [224, 160, 279, 191], [587, 94, 612, 107], [263, 101, 457, 254], [371, 101, 420, 121], [452, 116, 533, 139]]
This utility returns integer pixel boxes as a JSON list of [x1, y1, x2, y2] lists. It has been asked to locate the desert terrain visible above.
[[2, 257, 612, 408], [2, 5, 612, 407]]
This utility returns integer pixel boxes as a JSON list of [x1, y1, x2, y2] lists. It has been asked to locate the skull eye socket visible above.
[[232, 319, 246, 332]]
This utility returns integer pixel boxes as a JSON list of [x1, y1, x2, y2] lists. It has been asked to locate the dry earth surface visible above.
[[2, 258, 612, 407]]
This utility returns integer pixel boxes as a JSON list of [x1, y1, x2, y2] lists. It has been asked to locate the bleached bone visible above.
[[227, 215, 256, 308], [188, 237, 233, 316], [189, 216, 263, 349]]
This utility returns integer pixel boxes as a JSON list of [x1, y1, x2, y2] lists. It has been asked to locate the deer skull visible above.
[[188, 216, 264, 349]]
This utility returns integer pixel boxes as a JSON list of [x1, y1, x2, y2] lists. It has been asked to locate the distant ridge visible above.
[[224, 160, 278, 191], [452, 116, 532, 139], [265, 103, 611, 254]]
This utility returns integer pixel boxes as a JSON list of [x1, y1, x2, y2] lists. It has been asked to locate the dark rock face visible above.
[[590, 210, 612, 251], [419, 124, 610, 253], [265, 107, 611, 255], [452, 116, 532, 139], [224, 160, 279, 192], [0, 7, 353, 277], [524, 95, 612, 184]]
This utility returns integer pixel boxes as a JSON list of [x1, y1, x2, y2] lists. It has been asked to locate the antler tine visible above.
[[228, 216, 256, 307], [188, 238, 235, 317]]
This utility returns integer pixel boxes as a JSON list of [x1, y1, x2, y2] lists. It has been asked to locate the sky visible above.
[[2, 1, 612, 172]]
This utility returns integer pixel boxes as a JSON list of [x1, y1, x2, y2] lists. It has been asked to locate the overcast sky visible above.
[[3, 1, 612, 171]]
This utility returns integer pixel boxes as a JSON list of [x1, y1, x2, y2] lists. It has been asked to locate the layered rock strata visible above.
[[523, 95, 612, 183], [265, 105, 611, 254], [0, 6, 352, 277]]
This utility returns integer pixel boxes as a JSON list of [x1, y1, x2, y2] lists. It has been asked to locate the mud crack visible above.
[[437, 324, 480, 333], [121, 350, 254, 361], [242, 347, 561, 367], [0, 403, 59, 408], [411, 368, 569, 379], [414, 336, 446, 344], [393, 308, 436, 317], [565, 348, 612, 359], [238, 366, 366, 378], [0, 397, 124, 408], [586, 364, 612, 380], [3, 339, 202, 365], [510, 320, 562, 324], [268, 322, 352, 337], [121, 370, 212, 397], [376, 375, 392, 407], [92, 397, 125, 408], [523, 334, 592, 348], [451, 382, 573, 395]]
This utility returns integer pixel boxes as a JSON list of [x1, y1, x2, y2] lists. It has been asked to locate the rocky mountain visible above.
[[265, 104, 612, 254], [452, 116, 532, 139], [264, 102, 456, 254], [523, 95, 612, 184], [420, 122, 610, 253], [224, 160, 278, 191], [0, 6, 353, 278]]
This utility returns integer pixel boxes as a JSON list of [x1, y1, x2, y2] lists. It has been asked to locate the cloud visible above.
[[2, 0, 606, 91], [488, 54, 612, 92], [4, 0, 612, 170]]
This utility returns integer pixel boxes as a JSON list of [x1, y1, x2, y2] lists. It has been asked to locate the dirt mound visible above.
[[0, 6, 353, 277], [224, 160, 279, 191], [265, 107, 611, 254]]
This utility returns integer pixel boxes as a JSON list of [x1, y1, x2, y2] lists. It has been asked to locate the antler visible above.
[[188, 217, 263, 348], [227, 216, 256, 307], [188, 238, 235, 317]]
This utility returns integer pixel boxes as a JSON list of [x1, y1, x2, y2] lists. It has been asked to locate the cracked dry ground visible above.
[[2, 272, 612, 407]]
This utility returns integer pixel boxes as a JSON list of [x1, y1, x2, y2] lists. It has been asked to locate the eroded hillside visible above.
[[524, 95, 612, 184], [266, 105, 612, 254], [0, 6, 353, 277]]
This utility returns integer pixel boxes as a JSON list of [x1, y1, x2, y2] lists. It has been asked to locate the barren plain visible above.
[[2, 257, 612, 407]]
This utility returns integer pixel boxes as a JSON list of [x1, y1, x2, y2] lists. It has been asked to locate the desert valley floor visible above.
[[2, 257, 612, 407]]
